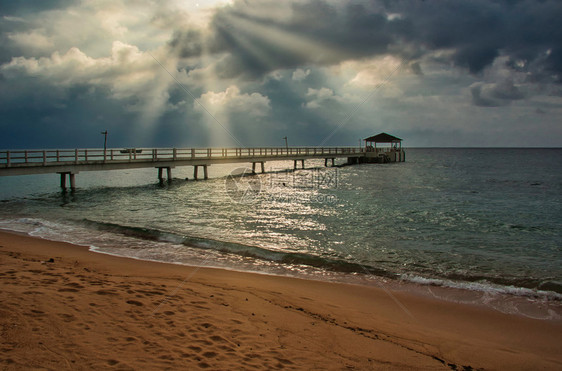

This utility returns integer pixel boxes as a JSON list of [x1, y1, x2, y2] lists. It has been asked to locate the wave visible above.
[[1, 217, 560, 302], [80, 219, 397, 278], [400, 274, 562, 302], [79, 220, 562, 299]]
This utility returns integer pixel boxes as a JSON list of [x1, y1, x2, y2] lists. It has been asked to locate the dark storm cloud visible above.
[[0, 0, 75, 16], [392, 0, 562, 79], [0, 0, 81, 63], [471, 85, 501, 107], [168, 29, 203, 58], [0, 81, 208, 149], [470, 80, 524, 107], [0, 15, 32, 64], [169, 0, 562, 81], [2, 0, 561, 149], [409, 62, 423, 76], [206, 0, 406, 78]]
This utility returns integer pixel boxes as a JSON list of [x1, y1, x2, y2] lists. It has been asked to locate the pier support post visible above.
[[193, 165, 208, 180], [294, 159, 305, 169], [157, 167, 172, 183], [252, 162, 265, 173], [324, 158, 335, 167], [58, 172, 77, 190]]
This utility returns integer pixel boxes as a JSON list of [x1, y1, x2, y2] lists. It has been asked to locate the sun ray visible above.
[[215, 11, 343, 72]]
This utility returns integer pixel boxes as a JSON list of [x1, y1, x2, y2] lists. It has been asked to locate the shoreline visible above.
[[1, 230, 561, 369], [4, 222, 561, 322]]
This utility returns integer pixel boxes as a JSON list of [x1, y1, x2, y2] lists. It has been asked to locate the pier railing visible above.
[[0, 147, 366, 167]]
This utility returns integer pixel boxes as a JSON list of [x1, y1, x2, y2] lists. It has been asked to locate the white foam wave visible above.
[[400, 273, 562, 301]]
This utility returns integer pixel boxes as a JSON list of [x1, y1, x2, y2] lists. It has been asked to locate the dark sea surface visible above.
[[1, 148, 561, 318]]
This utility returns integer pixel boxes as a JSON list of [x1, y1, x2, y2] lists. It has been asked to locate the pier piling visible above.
[[157, 167, 173, 182], [293, 159, 305, 170], [58, 172, 77, 190], [252, 162, 265, 173], [193, 165, 208, 180]]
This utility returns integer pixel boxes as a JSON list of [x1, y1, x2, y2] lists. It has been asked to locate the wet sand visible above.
[[0, 230, 561, 370]]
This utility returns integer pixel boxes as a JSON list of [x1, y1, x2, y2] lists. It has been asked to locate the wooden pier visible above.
[[0, 135, 405, 189]]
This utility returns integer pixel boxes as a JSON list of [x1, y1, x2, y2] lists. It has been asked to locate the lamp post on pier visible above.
[[283, 136, 288, 155], [101, 130, 108, 161]]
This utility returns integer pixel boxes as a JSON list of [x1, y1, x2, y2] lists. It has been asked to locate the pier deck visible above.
[[0, 146, 404, 188]]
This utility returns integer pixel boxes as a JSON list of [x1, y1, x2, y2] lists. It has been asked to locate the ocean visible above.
[[1, 148, 561, 319]]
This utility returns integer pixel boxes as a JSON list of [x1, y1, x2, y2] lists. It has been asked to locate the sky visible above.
[[1, 0, 561, 149]]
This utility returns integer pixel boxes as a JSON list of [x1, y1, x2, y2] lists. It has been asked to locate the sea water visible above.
[[1, 148, 561, 319]]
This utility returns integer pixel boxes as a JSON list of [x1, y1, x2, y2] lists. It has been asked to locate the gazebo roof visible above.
[[364, 132, 402, 143]]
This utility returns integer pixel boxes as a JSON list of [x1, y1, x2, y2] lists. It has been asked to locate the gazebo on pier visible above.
[[365, 132, 402, 151], [363, 132, 405, 162]]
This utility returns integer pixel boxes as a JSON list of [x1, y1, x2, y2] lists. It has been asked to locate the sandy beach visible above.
[[0, 230, 560, 370]]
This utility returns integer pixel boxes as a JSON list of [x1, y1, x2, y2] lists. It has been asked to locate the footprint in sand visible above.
[[95, 289, 118, 296], [138, 289, 166, 296], [219, 345, 235, 352], [191, 301, 208, 305], [126, 300, 143, 306], [195, 340, 213, 346], [66, 282, 84, 289], [58, 314, 76, 322], [275, 357, 294, 365], [209, 335, 226, 343], [58, 288, 79, 292]]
